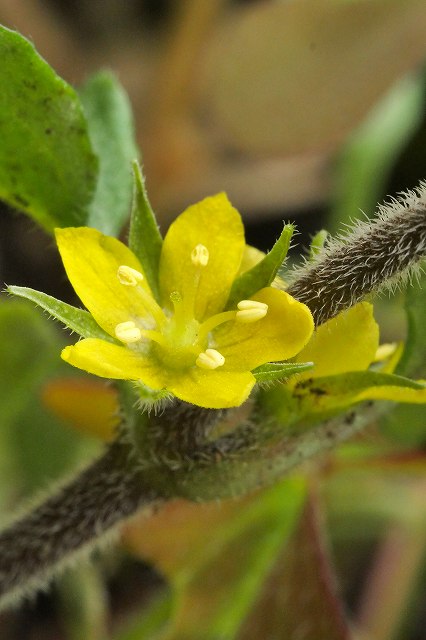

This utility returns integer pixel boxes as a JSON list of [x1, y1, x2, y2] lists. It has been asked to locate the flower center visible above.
[[114, 246, 268, 371]]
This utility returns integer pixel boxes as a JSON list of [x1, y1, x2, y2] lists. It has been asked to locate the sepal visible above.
[[253, 360, 314, 384], [7, 285, 115, 342], [226, 223, 294, 308], [128, 160, 163, 300]]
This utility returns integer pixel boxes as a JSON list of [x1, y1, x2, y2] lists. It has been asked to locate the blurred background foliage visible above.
[[0, 1, 425, 638]]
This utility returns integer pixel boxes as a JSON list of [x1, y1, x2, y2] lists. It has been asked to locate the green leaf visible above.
[[227, 224, 294, 308], [0, 26, 98, 231], [396, 277, 426, 377], [0, 300, 59, 432], [253, 361, 314, 383], [121, 477, 306, 640], [237, 496, 353, 640], [80, 71, 139, 236], [7, 285, 116, 342], [329, 75, 424, 232], [0, 300, 88, 495], [294, 370, 425, 416], [128, 161, 163, 300]]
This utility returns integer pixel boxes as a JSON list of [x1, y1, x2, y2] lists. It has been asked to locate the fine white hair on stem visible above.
[[287, 181, 426, 326]]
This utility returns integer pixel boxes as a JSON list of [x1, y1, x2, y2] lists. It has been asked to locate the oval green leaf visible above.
[[0, 26, 98, 231]]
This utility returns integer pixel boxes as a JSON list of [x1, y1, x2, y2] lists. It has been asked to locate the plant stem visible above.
[[288, 184, 426, 325], [0, 434, 162, 610]]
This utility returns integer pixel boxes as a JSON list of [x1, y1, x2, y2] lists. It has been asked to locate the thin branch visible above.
[[0, 184, 425, 608], [287, 182, 426, 325], [0, 434, 162, 610]]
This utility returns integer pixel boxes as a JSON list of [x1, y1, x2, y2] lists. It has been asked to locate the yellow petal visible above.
[[62, 339, 255, 409], [166, 368, 256, 409], [295, 302, 379, 378], [355, 384, 426, 404], [55, 227, 153, 337], [238, 245, 265, 274], [375, 342, 404, 374], [61, 338, 162, 382], [215, 288, 314, 371], [159, 194, 245, 321]]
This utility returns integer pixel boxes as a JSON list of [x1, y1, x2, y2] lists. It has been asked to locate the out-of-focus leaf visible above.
[[42, 378, 119, 441], [199, 0, 426, 155], [80, 72, 139, 236], [0, 300, 98, 496], [329, 75, 424, 232], [0, 26, 97, 231], [123, 477, 306, 640], [58, 565, 109, 640], [380, 278, 426, 445], [236, 494, 353, 640], [396, 277, 426, 378], [0, 300, 59, 430]]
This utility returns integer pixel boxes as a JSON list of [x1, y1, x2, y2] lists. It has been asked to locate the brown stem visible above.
[[0, 434, 162, 609], [288, 184, 426, 325]]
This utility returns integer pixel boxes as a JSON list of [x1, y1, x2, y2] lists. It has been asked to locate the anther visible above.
[[236, 299, 268, 323], [115, 320, 142, 343], [196, 348, 225, 370], [117, 265, 144, 286], [191, 244, 209, 267]]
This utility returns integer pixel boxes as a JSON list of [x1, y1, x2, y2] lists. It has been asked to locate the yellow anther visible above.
[[236, 299, 268, 323], [115, 320, 142, 343], [196, 348, 225, 370], [117, 265, 144, 286], [191, 244, 209, 267]]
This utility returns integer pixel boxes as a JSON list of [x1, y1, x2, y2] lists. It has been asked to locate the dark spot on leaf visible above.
[[13, 193, 29, 207], [344, 411, 356, 426], [310, 387, 327, 396]]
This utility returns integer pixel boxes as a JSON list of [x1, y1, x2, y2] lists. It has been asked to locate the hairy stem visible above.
[[0, 434, 162, 609], [288, 183, 426, 325], [1, 184, 425, 608]]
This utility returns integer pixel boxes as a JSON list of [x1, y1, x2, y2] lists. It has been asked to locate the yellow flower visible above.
[[57, 194, 314, 409], [292, 302, 426, 409]]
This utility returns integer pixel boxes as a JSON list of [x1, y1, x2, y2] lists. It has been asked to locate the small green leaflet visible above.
[[227, 224, 294, 309], [7, 286, 116, 343], [253, 361, 314, 383]]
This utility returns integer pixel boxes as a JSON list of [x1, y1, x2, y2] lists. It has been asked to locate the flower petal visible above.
[[166, 368, 256, 409], [215, 288, 314, 371], [295, 302, 379, 378], [62, 338, 162, 381], [62, 338, 255, 408], [355, 384, 426, 404], [56, 227, 153, 336], [159, 193, 245, 320]]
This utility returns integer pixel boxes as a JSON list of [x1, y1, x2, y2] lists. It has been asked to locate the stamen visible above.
[[117, 265, 166, 328], [196, 348, 225, 370], [191, 244, 209, 267], [115, 320, 142, 343], [197, 310, 237, 344], [236, 299, 268, 323], [117, 265, 144, 286]]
